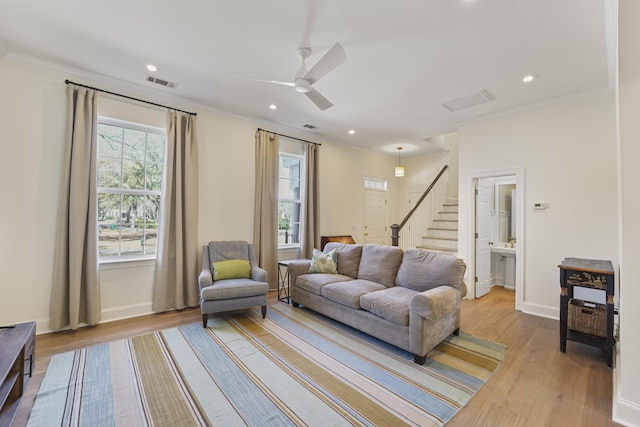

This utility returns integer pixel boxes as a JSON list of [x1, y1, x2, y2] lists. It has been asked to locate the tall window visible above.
[[278, 153, 303, 247], [97, 118, 166, 259]]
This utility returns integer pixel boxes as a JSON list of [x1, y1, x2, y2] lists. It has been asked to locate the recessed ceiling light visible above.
[[146, 64, 158, 72], [348, 129, 355, 135], [522, 74, 535, 83], [269, 104, 277, 110]]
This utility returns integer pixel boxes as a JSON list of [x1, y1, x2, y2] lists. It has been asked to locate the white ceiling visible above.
[[0, 0, 615, 157]]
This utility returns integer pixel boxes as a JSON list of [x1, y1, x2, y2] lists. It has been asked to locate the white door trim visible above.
[[464, 167, 525, 311]]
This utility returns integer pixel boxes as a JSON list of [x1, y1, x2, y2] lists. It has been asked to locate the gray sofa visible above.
[[288, 243, 467, 364]]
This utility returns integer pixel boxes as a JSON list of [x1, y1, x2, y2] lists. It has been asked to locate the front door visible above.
[[364, 189, 387, 244]]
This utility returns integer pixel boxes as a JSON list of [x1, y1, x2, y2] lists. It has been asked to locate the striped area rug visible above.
[[27, 304, 506, 427]]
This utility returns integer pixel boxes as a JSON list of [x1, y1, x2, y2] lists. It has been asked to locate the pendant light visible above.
[[395, 147, 405, 177]]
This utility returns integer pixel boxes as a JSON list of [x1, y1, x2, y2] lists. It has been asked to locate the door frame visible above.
[[465, 167, 525, 311]]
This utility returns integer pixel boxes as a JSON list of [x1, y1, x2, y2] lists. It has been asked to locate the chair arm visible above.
[[198, 245, 213, 290], [198, 269, 213, 289], [409, 286, 461, 321], [251, 266, 268, 283]]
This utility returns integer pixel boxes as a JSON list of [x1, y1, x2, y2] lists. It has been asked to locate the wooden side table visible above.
[[559, 258, 615, 367]]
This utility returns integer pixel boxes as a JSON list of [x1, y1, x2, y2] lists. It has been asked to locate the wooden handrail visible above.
[[391, 165, 448, 246]]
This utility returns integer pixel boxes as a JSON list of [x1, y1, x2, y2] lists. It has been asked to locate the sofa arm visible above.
[[287, 260, 311, 283], [410, 286, 461, 321], [251, 266, 268, 283]]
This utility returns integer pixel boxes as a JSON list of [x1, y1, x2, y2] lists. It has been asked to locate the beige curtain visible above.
[[253, 130, 279, 290], [302, 143, 320, 258], [152, 111, 199, 311], [50, 85, 101, 331]]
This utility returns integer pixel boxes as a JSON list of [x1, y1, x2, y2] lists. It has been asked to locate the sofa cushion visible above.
[[309, 248, 338, 273], [321, 279, 386, 309], [296, 274, 354, 296], [360, 287, 415, 326], [396, 248, 466, 292], [357, 244, 404, 287], [324, 243, 363, 278]]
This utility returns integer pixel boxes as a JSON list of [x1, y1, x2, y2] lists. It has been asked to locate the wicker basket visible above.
[[568, 298, 607, 338]]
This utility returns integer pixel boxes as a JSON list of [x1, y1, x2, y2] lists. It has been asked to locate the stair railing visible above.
[[391, 165, 449, 247]]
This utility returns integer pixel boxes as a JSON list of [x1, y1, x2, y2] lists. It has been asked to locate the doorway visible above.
[[468, 168, 524, 310], [364, 188, 388, 244]]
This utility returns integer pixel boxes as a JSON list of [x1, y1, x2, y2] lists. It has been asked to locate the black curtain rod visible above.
[[258, 128, 321, 146], [64, 80, 197, 116]]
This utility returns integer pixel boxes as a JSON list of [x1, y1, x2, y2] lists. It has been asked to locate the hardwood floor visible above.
[[15, 287, 620, 426]]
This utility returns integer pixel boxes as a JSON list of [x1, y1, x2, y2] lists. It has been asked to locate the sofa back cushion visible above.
[[357, 244, 404, 287], [396, 248, 466, 292], [323, 243, 362, 278]]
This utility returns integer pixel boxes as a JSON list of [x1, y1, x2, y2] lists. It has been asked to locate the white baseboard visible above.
[[34, 302, 154, 335], [614, 348, 640, 426], [100, 302, 153, 323], [520, 301, 558, 320]]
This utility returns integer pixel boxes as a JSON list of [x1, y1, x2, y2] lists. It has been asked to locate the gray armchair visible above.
[[198, 241, 269, 327]]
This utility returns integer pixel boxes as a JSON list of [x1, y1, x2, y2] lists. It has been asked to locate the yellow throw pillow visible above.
[[213, 260, 251, 281]]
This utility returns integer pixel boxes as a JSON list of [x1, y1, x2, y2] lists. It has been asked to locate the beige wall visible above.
[[458, 89, 618, 316], [615, 0, 640, 424], [0, 56, 409, 332]]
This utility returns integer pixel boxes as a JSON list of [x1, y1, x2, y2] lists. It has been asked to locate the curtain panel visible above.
[[50, 85, 101, 331], [152, 111, 200, 311], [302, 143, 320, 258], [253, 130, 279, 290]]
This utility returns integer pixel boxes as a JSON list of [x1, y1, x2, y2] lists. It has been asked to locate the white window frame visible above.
[[364, 177, 387, 191], [97, 116, 166, 262], [278, 151, 305, 249]]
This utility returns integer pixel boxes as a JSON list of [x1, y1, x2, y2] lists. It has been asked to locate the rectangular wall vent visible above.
[[442, 89, 494, 112], [146, 76, 177, 89]]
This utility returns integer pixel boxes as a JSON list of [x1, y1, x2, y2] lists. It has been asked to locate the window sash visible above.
[[97, 117, 165, 260], [278, 152, 304, 248]]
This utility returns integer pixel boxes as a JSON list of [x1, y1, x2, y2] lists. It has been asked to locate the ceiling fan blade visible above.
[[302, 42, 346, 85], [305, 87, 333, 111], [238, 76, 295, 87]]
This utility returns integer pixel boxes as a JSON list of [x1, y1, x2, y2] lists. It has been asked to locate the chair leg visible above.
[[261, 305, 267, 318], [202, 313, 208, 328]]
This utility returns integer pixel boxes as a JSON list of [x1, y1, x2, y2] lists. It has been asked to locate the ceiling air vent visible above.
[[146, 76, 177, 89], [442, 89, 494, 112], [303, 124, 317, 130]]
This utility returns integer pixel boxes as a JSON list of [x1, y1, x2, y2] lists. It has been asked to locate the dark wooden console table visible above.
[[559, 258, 614, 367], [0, 321, 36, 426], [320, 235, 355, 250]]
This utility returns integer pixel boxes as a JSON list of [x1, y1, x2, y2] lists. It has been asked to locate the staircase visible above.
[[416, 199, 459, 255]]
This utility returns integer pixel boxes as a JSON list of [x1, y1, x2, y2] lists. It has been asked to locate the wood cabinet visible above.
[[0, 321, 35, 426], [559, 258, 614, 367]]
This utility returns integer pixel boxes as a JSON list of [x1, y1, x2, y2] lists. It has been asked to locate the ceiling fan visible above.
[[242, 42, 346, 111]]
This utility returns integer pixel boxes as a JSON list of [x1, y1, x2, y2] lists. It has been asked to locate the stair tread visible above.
[[428, 228, 459, 231]]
